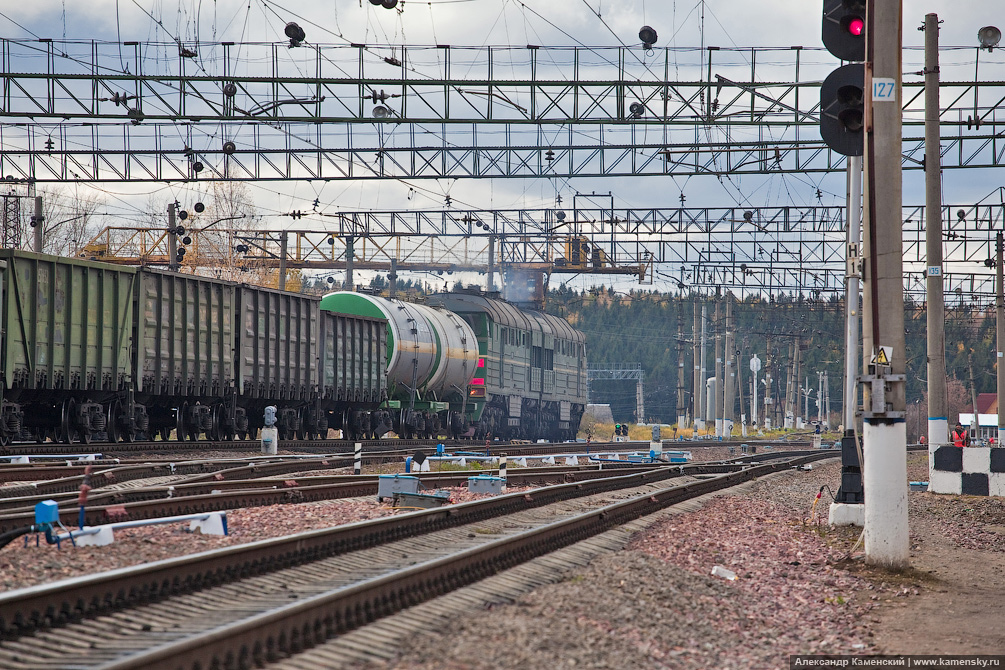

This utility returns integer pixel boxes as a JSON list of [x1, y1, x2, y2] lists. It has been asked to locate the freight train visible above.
[[320, 291, 587, 442], [0, 250, 587, 446]]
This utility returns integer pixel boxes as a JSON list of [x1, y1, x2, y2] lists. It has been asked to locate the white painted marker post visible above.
[[354, 442, 362, 475]]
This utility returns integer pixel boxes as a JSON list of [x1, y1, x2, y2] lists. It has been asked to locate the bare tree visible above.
[[4, 185, 104, 256]]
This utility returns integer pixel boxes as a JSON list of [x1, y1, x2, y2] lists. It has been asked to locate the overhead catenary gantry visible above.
[[0, 40, 1004, 181], [77, 202, 1005, 300]]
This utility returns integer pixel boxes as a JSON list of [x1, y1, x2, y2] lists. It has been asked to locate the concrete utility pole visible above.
[[803, 377, 812, 428], [714, 295, 724, 437], [693, 302, 702, 428], [278, 231, 288, 291], [679, 313, 687, 423], [764, 338, 773, 429], [389, 258, 398, 299], [487, 236, 495, 291], [967, 350, 979, 437], [861, 0, 909, 568], [997, 233, 1004, 444], [344, 236, 355, 289], [818, 371, 825, 425], [794, 341, 803, 427], [736, 343, 747, 435], [701, 303, 711, 428], [33, 196, 43, 252], [168, 203, 178, 272], [925, 12, 949, 452], [784, 341, 796, 428], [825, 372, 832, 430], [723, 294, 735, 435], [677, 314, 687, 428]]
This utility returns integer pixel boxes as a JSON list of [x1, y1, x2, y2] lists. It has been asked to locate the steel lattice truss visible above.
[[77, 203, 1005, 299], [1, 40, 1004, 181]]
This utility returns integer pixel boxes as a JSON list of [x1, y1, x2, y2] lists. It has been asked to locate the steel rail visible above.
[[0, 460, 657, 519], [0, 452, 828, 638], [0, 437, 799, 457], [92, 453, 830, 670]]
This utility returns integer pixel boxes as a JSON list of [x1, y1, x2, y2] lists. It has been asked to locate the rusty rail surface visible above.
[[87, 453, 830, 670], [0, 453, 788, 534], [0, 452, 831, 646]]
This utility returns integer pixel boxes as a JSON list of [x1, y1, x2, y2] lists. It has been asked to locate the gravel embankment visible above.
[[6, 448, 1000, 667], [365, 454, 1005, 669], [370, 460, 880, 669]]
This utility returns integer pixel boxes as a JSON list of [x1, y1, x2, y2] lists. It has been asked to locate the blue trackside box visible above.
[[468, 475, 504, 494], [377, 475, 419, 502], [35, 500, 59, 524]]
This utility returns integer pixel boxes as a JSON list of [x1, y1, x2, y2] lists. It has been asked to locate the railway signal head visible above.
[[822, 0, 866, 62], [820, 63, 864, 156], [820, 1, 865, 156], [285, 22, 305, 47]]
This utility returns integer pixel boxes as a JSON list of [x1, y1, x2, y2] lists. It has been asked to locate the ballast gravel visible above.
[[365, 457, 1004, 670], [0, 486, 530, 591], [5, 448, 999, 668]]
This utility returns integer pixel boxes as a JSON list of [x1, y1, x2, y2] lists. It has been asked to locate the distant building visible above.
[[584, 403, 614, 424], [958, 393, 1000, 440]]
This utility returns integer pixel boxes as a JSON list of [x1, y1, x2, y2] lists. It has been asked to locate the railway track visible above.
[[0, 460, 656, 532], [0, 436, 809, 456], [0, 451, 831, 670], [0, 451, 822, 534]]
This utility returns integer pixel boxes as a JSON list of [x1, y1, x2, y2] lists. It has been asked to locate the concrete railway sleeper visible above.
[[0, 452, 831, 670]]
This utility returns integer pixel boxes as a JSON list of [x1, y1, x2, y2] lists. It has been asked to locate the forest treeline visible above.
[[544, 285, 994, 433], [301, 274, 993, 437]]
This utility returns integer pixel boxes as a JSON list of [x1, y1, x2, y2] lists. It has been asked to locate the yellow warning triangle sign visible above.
[[872, 347, 891, 366]]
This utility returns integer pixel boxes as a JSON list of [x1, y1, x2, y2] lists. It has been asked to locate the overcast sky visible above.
[[2, 0, 1003, 291]]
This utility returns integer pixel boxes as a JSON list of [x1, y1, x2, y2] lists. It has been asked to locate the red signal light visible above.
[[846, 16, 864, 36]]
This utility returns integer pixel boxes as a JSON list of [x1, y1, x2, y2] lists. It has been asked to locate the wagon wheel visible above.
[[176, 403, 189, 442], [210, 405, 225, 442], [106, 401, 121, 444], [77, 428, 92, 445], [59, 398, 76, 444], [0, 433, 10, 448]]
